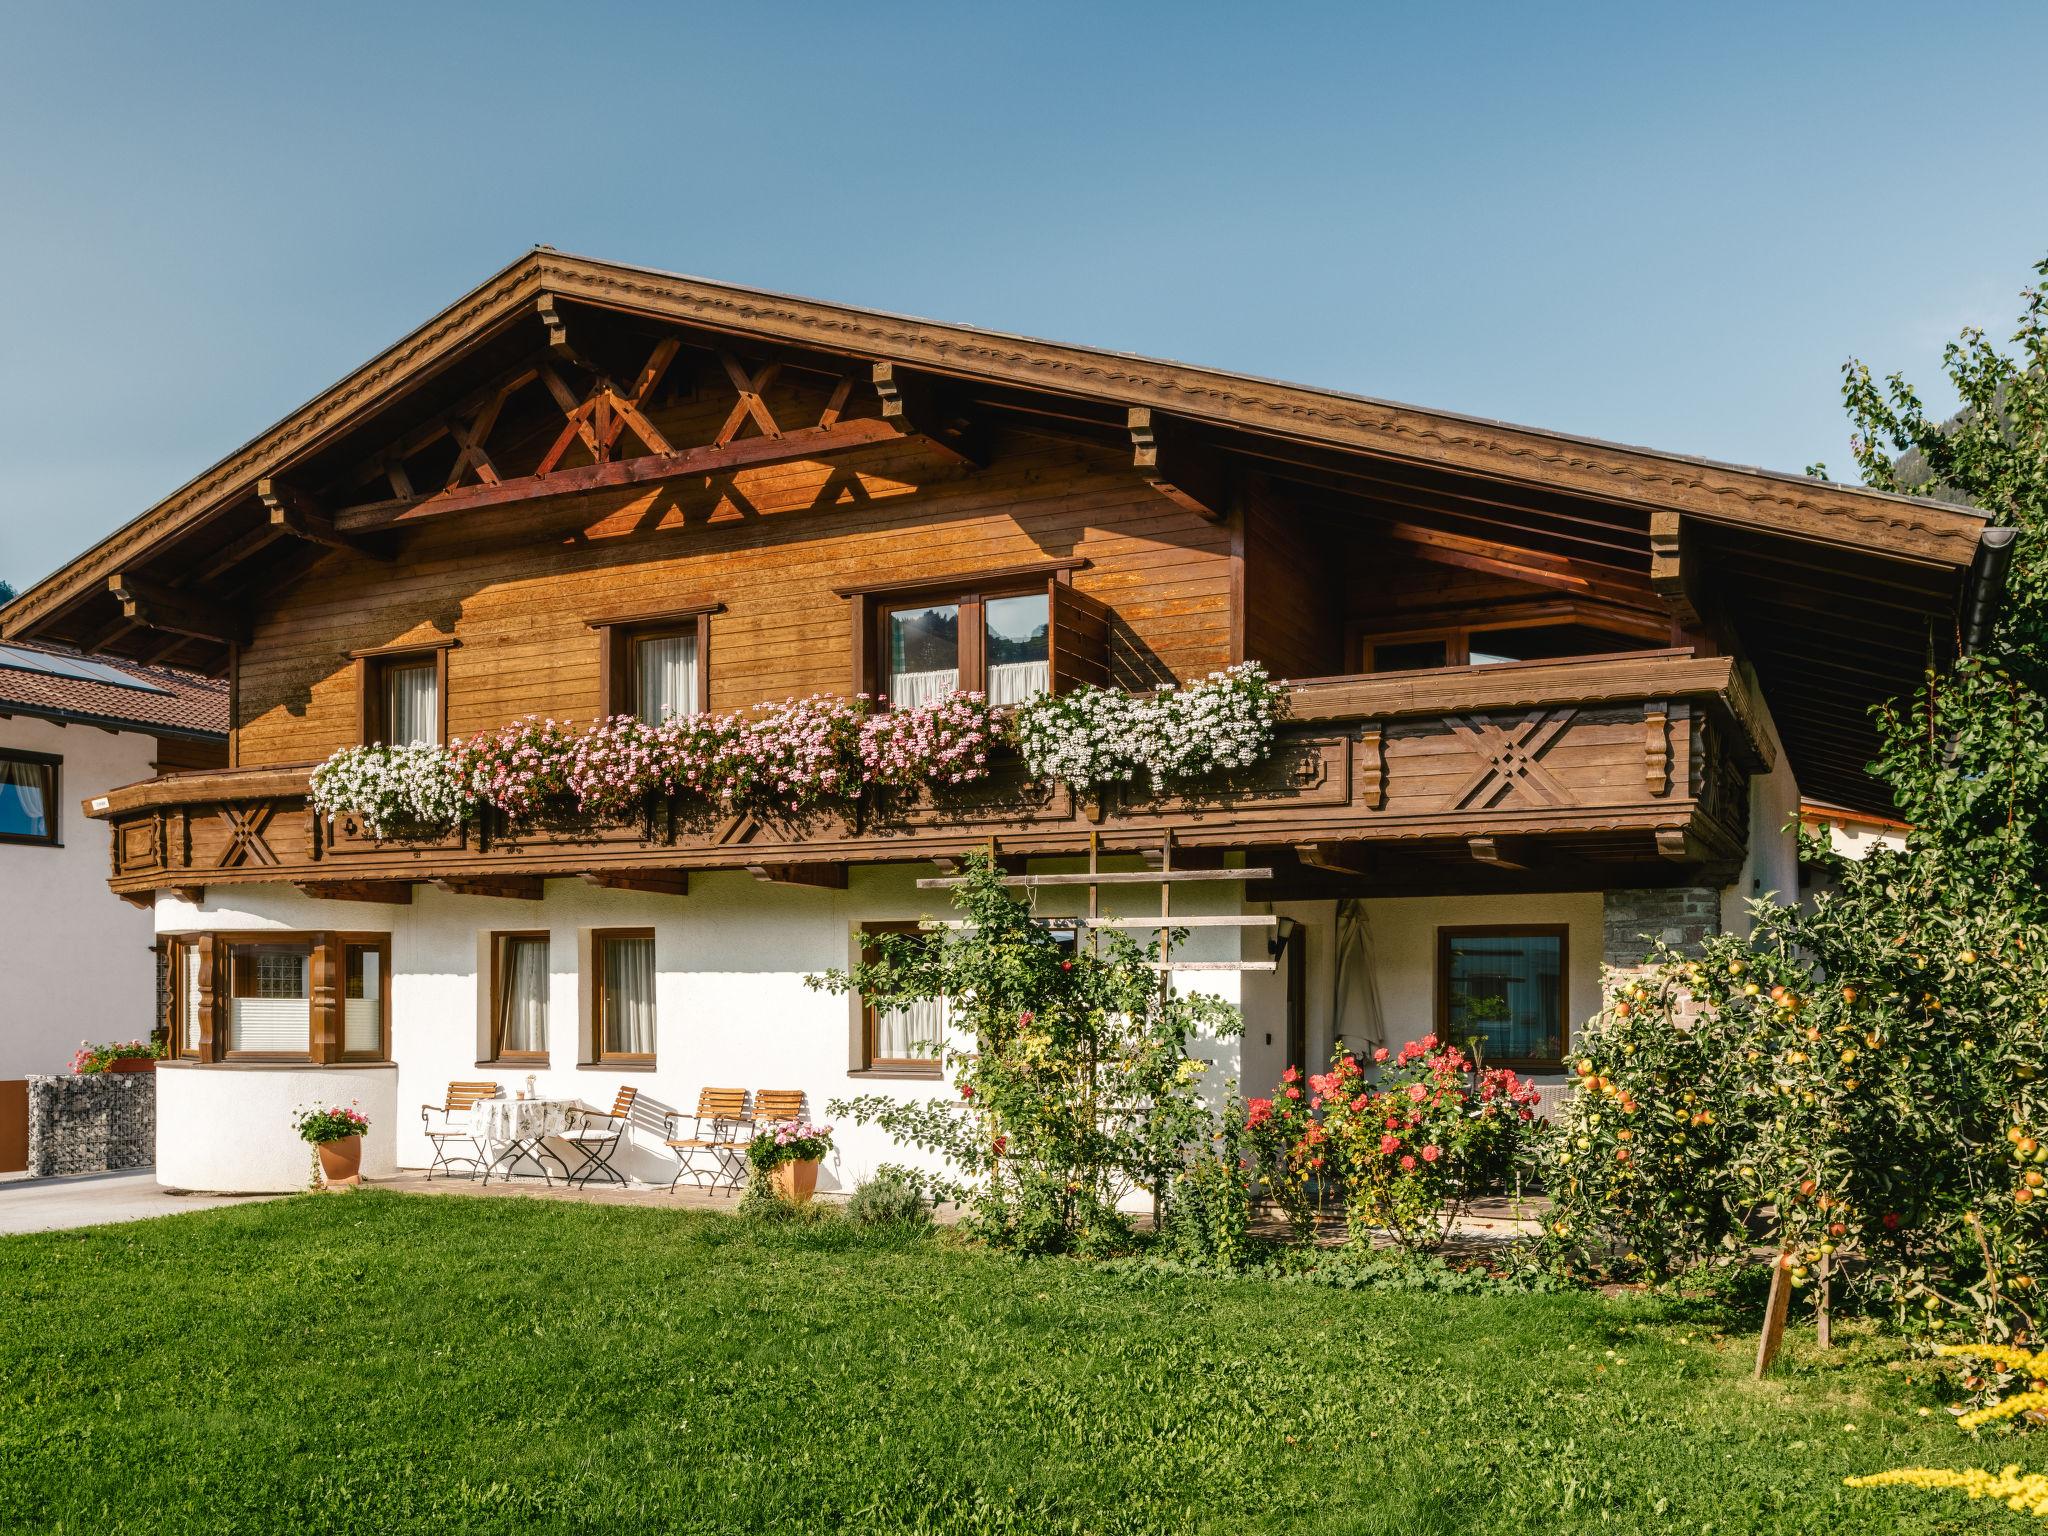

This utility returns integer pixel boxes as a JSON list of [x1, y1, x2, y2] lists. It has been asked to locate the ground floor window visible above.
[[491, 932, 550, 1063], [227, 941, 313, 1057], [160, 930, 391, 1063], [1437, 925, 1568, 1070], [341, 938, 391, 1060], [858, 922, 947, 1076], [593, 929, 656, 1064]]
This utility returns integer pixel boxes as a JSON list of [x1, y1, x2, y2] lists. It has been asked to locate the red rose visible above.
[[1400, 1155, 1417, 1171], [1421, 1144, 1441, 1164], [1379, 1134, 1401, 1155], [1284, 1086, 1301, 1100]]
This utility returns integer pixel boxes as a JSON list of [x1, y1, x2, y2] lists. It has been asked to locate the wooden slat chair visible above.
[[664, 1088, 751, 1193], [753, 1089, 806, 1127], [555, 1086, 640, 1188], [421, 1080, 499, 1181]]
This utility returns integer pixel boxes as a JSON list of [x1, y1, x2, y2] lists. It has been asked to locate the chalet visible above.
[[0, 250, 2004, 1193]]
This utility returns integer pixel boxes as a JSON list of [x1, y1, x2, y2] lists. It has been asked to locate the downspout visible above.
[[1961, 526, 2019, 655]]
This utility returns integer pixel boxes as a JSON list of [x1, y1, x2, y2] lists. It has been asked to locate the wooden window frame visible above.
[[488, 930, 552, 1066], [837, 560, 1092, 707], [166, 934, 212, 1061], [855, 921, 945, 1078], [1351, 604, 1673, 675], [336, 933, 393, 1063], [0, 746, 61, 847], [220, 935, 319, 1063], [351, 640, 454, 747], [1435, 923, 1571, 1072], [590, 927, 657, 1068], [588, 604, 722, 721]]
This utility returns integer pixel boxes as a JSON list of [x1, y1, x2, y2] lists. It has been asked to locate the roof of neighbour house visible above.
[[0, 637, 227, 738]]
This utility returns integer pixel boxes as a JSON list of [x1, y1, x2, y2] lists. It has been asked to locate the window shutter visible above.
[[1049, 583, 1111, 693]]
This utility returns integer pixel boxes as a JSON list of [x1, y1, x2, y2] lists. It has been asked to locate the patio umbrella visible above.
[[1330, 897, 1387, 1061]]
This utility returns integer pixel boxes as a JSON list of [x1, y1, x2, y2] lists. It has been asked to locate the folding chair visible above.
[[422, 1080, 499, 1180], [556, 1086, 640, 1188], [753, 1089, 806, 1127], [664, 1088, 751, 1192]]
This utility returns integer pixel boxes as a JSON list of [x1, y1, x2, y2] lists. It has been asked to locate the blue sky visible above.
[[2, 0, 2043, 588]]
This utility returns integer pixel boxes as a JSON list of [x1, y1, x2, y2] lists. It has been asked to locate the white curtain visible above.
[[875, 996, 947, 1062], [1330, 898, 1387, 1060], [603, 936, 656, 1055], [498, 937, 549, 1055], [383, 662, 439, 746], [987, 660, 1050, 706], [344, 949, 381, 1055], [635, 634, 697, 724], [229, 948, 311, 1053], [888, 668, 960, 708], [0, 757, 50, 837], [180, 942, 202, 1053]]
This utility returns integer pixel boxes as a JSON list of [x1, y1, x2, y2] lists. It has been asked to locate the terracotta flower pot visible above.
[[771, 1158, 820, 1203], [317, 1135, 364, 1189], [107, 1057, 156, 1075]]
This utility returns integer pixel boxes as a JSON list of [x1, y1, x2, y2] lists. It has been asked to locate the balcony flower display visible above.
[[1012, 661, 1286, 794], [858, 691, 1001, 792], [444, 715, 584, 825], [309, 741, 468, 840]]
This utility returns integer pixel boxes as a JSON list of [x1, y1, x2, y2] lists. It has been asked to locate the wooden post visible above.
[[1816, 1253, 1832, 1349], [1755, 1258, 1792, 1378]]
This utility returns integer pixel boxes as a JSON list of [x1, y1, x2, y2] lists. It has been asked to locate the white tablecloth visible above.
[[471, 1098, 579, 1168]]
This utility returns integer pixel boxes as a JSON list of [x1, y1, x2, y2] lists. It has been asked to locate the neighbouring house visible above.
[[0, 251, 2006, 1193], [0, 639, 225, 1094]]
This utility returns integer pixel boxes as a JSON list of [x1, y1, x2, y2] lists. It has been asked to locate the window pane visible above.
[[0, 755, 52, 839], [1370, 639, 1448, 672], [886, 604, 959, 707], [601, 935, 656, 1056], [1469, 624, 1645, 667], [228, 944, 311, 1054], [985, 593, 1050, 705], [1443, 931, 1564, 1065], [496, 937, 549, 1056], [382, 660, 439, 745], [344, 947, 382, 1056], [633, 633, 697, 724]]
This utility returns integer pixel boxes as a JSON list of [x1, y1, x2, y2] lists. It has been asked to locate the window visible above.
[[170, 936, 206, 1060], [592, 929, 656, 1064], [857, 921, 948, 1075], [0, 748, 58, 846], [1359, 616, 1658, 674], [1437, 926, 1568, 1070], [879, 587, 1050, 707], [490, 933, 550, 1062], [590, 605, 719, 722], [340, 937, 391, 1061], [354, 645, 450, 746], [226, 941, 314, 1057]]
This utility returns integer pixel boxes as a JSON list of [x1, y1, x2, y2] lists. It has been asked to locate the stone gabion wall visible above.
[[26, 1072, 156, 1178]]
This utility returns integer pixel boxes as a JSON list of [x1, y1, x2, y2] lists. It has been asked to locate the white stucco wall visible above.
[[158, 1062, 399, 1192], [154, 860, 1248, 1194], [0, 716, 162, 1078], [1722, 693, 1802, 936]]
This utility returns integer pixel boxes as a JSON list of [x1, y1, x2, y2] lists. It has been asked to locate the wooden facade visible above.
[[0, 251, 2002, 901]]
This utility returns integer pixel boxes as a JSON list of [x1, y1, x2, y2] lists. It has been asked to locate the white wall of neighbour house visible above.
[[152, 860, 1250, 1194], [1722, 698, 1802, 937], [0, 715, 162, 1078]]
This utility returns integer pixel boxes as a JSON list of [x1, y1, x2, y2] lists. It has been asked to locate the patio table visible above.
[[472, 1097, 578, 1185]]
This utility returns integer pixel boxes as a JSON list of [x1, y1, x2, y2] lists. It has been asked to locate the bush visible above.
[[847, 1168, 934, 1228], [1167, 1099, 1253, 1270]]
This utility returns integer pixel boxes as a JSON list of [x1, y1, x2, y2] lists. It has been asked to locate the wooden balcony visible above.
[[86, 651, 1770, 903]]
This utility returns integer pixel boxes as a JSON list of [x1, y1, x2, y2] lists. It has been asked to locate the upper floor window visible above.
[[590, 605, 720, 724], [354, 643, 451, 746], [0, 748, 59, 846], [1358, 616, 1661, 674], [841, 560, 1106, 709]]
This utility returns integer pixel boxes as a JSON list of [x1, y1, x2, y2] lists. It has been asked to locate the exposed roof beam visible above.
[[106, 574, 246, 645], [1128, 407, 1228, 522], [873, 362, 986, 467], [333, 418, 905, 533], [431, 876, 545, 900], [259, 479, 393, 561], [580, 869, 690, 896], [1374, 521, 1661, 613], [1468, 836, 1527, 871], [747, 861, 848, 889], [296, 880, 414, 904]]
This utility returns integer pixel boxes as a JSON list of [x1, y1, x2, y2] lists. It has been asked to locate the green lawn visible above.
[[0, 1193, 2032, 1534]]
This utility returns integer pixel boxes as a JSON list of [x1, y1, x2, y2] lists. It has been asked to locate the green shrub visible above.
[[847, 1167, 934, 1228]]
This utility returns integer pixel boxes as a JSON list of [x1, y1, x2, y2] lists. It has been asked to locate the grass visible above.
[[0, 1192, 2035, 1534]]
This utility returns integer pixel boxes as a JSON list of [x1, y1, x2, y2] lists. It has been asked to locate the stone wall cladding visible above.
[[1602, 887, 1721, 970], [26, 1072, 156, 1177]]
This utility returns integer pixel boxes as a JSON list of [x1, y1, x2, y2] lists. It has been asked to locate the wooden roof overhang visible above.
[[2, 250, 1997, 817]]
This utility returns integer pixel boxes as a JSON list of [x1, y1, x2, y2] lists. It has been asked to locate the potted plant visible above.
[[747, 1120, 834, 1203], [296, 1102, 371, 1189], [69, 1039, 163, 1075]]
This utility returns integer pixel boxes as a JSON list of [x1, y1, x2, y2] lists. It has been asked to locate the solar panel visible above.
[[0, 644, 172, 695]]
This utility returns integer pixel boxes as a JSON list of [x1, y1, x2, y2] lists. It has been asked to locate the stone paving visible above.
[[0, 1170, 277, 1236]]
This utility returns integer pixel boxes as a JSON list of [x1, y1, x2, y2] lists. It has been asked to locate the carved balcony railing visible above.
[[87, 650, 1770, 902]]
